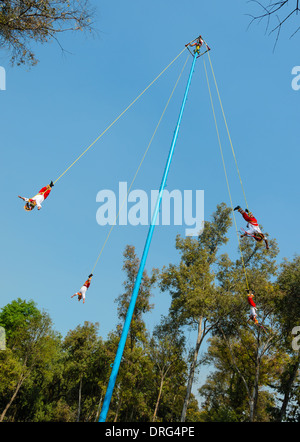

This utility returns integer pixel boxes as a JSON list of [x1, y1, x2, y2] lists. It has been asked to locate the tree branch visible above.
[[247, 0, 300, 49]]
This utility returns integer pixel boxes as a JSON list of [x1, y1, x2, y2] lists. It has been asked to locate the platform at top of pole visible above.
[[185, 34, 211, 59]]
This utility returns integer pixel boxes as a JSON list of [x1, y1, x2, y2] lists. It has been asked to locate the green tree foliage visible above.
[[270, 255, 300, 421], [0, 218, 298, 422], [115, 244, 158, 351], [107, 245, 175, 422], [0, 0, 95, 65], [147, 317, 187, 422], [199, 246, 300, 422], [0, 298, 59, 421], [62, 321, 105, 422], [160, 203, 232, 421]]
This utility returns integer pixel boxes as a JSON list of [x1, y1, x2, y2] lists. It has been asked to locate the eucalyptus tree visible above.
[[0, 298, 59, 421], [160, 203, 232, 421], [0, 0, 95, 65]]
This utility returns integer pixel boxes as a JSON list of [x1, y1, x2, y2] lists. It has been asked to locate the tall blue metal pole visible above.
[[99, 51, 197, 422]]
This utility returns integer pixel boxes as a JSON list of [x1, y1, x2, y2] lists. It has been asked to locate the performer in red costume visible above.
[[234, 206, 269, 250], [71, 274, 93, 304], [18, 181, 54, 211], [247, 290, 258, 325]]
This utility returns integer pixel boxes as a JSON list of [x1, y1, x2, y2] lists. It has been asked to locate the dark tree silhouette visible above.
[[247, 1, 300, 48], [0, 0, 95, 66]]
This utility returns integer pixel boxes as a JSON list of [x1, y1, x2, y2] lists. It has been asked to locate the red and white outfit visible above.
[[247, 295, 257, 318], [24, 186, 52, 209], [78, 279, 91, 302], [242, 212, 263, 237], [72, 276, 92, 304]]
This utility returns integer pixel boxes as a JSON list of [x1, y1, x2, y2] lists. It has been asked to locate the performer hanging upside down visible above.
[[234, 206, 269, 250], [71, 274, 93, 304], [18, 181, 54, 211], [247, 290, 258, 325]]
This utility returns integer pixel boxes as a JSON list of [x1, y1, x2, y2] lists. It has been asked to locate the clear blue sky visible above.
[[0, 1, 299, 381]]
